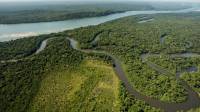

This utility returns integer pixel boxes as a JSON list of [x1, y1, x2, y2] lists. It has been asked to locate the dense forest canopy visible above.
[[0, 4, 200, 112], [66, 12, 200, 110]]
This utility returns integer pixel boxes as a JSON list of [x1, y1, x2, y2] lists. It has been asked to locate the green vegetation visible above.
[[0, 37, 84, 112], [187, 108, 200, 112], [0, 36, 161, 112], [148, 56, 200, 96], [182, 72, 200, 96], [29, 59, 121, 112], [0, 34, 52, 61], [0, 1, 193, 24], [119, 83, 161, 112], [0, 10, 123, 24], [66, 12, 200, 103], [1, 11, 200, 112], [0, 2, 154, 24], [66, 13, 200, 103]]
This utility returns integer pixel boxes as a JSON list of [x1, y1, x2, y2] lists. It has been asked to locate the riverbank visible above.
[[67, 37, 200, 112], [1, 11, 200, 112], [0, 8, 198, 42], [0, 2, 156, 24]]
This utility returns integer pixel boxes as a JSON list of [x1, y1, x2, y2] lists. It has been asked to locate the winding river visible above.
[[67, 37, 200, 112], [2, 34, 199, 111], [0, 8, 199, 42], [35, 38, 49, 54], [0, 38, 50, 63], [1, 7, 200, 112]]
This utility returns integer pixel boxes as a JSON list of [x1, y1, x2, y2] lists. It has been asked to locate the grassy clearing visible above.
[[28, 59, 120, 112], [187, 108, 200, 112], [29, 69, 86, 112], [67, 13, 200, 103]]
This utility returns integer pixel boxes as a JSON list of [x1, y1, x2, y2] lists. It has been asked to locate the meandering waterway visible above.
[[1, 7, 200, 112], [67, 37, 200, 112]]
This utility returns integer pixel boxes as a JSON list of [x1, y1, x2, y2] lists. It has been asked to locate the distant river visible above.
[[0, 8, 199, 42]]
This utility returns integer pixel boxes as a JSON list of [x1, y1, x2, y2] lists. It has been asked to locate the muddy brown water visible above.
[[141, 53, 200, 112], [4, 25, 196, 111], [67, 37, 200, 112]]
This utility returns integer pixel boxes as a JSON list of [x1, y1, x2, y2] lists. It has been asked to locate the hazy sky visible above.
[[0, 0, 199, 2]]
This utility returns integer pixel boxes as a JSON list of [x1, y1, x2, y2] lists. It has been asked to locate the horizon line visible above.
[[0, 0, 199, 3]]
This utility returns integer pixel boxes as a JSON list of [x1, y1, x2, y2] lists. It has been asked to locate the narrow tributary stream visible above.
[[67, 37, 200, 112], [0, 38, 50, 63], [1, 33, 199, 111]]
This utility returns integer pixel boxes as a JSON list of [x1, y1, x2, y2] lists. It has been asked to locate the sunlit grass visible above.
[[29, 68, 86, 111], [29, 59, 120, 112]]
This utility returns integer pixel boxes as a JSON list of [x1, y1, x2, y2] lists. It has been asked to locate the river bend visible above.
[[67, 37, 200, 112]]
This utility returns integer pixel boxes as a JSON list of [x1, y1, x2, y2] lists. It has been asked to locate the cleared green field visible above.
[[187, 108, 200, 112], [1, 12, 200, 112], [29, 59, 121, 112]]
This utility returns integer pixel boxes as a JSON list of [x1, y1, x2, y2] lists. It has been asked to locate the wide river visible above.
[[0, 8, 199, 42]]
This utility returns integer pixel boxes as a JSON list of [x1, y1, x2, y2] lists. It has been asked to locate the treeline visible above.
[[119, 83, 161, 112], [0, 37, 84, 112], [0, 33, 65, 61], [0, 35, 120, 112], [1, 11, 200, 112], [148, 56, 200, 96], [67, 13, 200, 103], [0, 3, 155, 24], [0, 10, 123, 24], [0, 35, 47, 61]]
